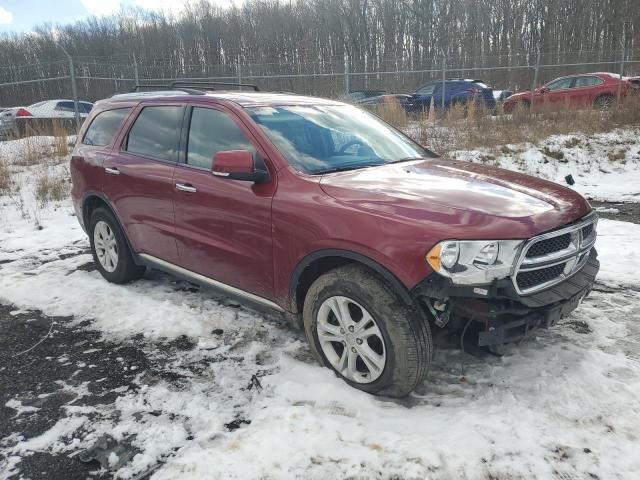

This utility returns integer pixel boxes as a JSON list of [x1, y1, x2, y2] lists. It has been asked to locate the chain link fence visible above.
[[1, 48, 639, 119]]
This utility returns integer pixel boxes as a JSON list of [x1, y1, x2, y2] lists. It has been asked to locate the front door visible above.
[[172, 105, 276, 299], [541, 77, 575, 110], [103, 104, 185, 264]]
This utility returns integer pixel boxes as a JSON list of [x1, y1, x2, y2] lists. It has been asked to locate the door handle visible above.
[[176, 183, 197, 193], [105, 167, 120, 175]]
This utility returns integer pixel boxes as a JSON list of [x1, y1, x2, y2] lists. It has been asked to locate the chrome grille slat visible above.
[[512, 212, 598, 295]]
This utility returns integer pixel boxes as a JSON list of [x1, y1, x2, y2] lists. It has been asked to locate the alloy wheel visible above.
[[93, 220, 118, 273], [316, 295, 387, 384]]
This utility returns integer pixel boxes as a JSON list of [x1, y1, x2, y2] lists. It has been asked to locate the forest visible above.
[[0, 0, 638, 103]]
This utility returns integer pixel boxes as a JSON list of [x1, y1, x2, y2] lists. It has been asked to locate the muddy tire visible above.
[[89, 207, 145, 284], [303, 264, 432, 397]]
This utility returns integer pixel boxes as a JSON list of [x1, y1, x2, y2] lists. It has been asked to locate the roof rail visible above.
[[168, 80, 260, 91], [131, 84, 171, 92], [129, 80, 260, 94]]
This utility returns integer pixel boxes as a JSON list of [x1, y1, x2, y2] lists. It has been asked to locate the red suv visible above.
[[504, 72, 636, 112], [71, 82, 599, 397]]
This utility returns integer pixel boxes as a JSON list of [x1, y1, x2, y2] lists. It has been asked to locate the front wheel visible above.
[[303, 264, 432, 397]]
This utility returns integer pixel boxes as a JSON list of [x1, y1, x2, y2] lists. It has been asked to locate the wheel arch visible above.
[[82, 193, 140, 264], [289, 249, 415, 314]]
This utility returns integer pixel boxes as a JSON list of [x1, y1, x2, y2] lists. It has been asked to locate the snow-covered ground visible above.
[[451, 128, 640, 202], [1, 134, 640, 479]]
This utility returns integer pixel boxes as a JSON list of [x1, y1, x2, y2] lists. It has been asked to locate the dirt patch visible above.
[[590, 201, 640, 225]]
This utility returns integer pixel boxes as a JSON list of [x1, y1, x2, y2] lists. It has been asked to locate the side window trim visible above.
[[121, 104, 186, 164]]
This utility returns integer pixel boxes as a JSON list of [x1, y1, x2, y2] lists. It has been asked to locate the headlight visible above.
[[426, 240, 523, 285]]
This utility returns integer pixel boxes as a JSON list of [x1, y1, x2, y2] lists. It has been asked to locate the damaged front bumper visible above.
[[412, 249, 600, 347]]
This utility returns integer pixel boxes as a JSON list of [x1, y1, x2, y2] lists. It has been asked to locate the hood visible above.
[[319, 159, 592, 239]]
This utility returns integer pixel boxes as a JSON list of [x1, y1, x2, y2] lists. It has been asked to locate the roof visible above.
[[108, 90, 343, 108]]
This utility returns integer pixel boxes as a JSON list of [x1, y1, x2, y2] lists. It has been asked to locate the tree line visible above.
[[0, 0, 637, 105]]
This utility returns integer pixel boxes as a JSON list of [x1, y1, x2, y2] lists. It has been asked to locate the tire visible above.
[[302, 264, 432, 397], [89, 207, 145, 284], [594, 94, 614, 110]]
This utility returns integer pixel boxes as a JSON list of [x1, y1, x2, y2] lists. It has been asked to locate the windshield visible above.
[[248, 104, 429, 174]]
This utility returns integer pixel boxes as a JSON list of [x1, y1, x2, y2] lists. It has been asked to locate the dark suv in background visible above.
[[71, 82, 598, 397], [409, 79, 496, 112]]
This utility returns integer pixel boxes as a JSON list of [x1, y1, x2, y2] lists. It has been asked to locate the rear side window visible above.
[[186, 108, 256, 170], [55, 101, 75, 112], [125, 106, 184, 162], [574, 76, 603, 88], [82, 108, 131, 147]]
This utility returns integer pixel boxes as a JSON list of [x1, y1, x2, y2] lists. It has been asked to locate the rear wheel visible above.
[[89, 207, 145, 284], [303, 264, 432, 397]]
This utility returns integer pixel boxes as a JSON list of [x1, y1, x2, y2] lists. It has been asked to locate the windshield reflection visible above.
[[248, 105, 429, 174]]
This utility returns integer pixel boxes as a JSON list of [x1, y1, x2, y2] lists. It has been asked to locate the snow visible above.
[[1, 134, 640, 479], [450, 129, 640, 202]]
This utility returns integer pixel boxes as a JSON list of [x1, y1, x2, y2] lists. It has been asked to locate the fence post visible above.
[[617, 41, 625, 104], [441, 54, 446, 111], [344, 53, 350, 96], [57, 43, 80, 132], [133, 53, 139, 85], [237, 54, 242, 86], [530, 49, 541, 113]]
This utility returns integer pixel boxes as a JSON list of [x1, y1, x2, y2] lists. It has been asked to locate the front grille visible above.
[[525, 233, 571, 258], [512, 213, 597, 295], [516, 263, 566, 290]]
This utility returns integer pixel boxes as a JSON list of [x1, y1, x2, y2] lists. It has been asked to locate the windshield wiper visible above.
[[315, 162, 383, 174], [386, 156, 424, 164]]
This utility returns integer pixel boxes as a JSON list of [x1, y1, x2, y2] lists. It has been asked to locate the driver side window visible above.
[[187, 108, 256, 170], [546, 78, 574, 91]]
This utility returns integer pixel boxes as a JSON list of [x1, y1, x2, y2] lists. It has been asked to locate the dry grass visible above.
[[404, 95, 640, 154], [51, 120, 70, 158], [35, 169, 69, 207], [0, 157, 10, 192], [373, 97, 409, 129]]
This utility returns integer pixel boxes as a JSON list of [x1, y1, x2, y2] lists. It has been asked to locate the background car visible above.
[[343, 90, 387, 103], [503, 72, 636, 113], [356, 94, 414, 111], [407, 79, 496, 113], [0, 99, 93, 139], [493, 90, 513, 103]]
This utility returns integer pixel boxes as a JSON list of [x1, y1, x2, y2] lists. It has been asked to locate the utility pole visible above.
[[57, 43, 80, 132], [133, 53, 140, 86], [617, 40, 625, 104], [344, 52, 350, 96], [441, 53, 446, 111], [530, 49, 541, 113]]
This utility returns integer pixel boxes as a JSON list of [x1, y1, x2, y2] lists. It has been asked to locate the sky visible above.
[[0, 0, 231, 34]]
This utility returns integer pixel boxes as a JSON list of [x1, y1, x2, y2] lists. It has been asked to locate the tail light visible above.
[[15, 108, 32, 117]]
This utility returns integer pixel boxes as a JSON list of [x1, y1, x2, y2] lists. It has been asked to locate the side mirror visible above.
[[539, 86, 549, 94], [212, 150, 269, 183]]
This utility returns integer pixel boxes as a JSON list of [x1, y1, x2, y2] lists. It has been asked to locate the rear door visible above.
[[172, 104, 276, 299], [571, 75, 604, 106], [102, 103, 185, 264]]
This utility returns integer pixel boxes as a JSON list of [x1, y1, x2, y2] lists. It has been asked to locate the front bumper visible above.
[[412, 249, 599, 347]]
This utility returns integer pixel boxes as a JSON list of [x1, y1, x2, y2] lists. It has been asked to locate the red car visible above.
[[71, 83, 599, 397], [504, 72, 636, 112]]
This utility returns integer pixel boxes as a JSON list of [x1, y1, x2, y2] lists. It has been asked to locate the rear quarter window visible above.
[[82, 108, 132, 147]]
